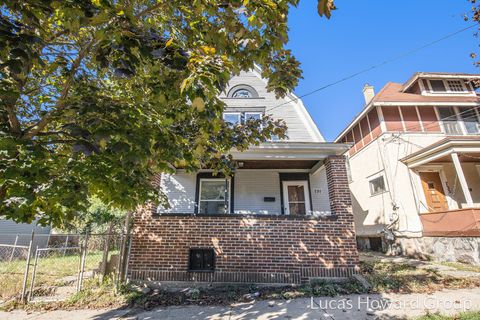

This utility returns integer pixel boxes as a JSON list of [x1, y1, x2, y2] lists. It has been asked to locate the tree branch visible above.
[[136, 3, 163, 18], [5, 105, 22, 136], [23, 41, 94, 139]]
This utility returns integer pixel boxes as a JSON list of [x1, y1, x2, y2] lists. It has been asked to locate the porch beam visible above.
[[451, 152, 474, 208]]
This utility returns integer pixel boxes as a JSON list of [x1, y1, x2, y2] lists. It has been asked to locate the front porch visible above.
[[157, 142, 350, 217], [402, 137, 480, 236], [128, 146, 360, 284]]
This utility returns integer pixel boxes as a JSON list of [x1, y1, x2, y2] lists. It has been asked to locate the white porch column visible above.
[[451, 152, 474, 208]]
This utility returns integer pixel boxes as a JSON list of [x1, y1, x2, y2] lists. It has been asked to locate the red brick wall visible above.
[[128, 156, 359, 284]]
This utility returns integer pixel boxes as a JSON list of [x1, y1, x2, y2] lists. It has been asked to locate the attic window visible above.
[[227, 84, 259, 98], [425, 79, 469, 93], [232, 89, 252, 98], [429, 80, 446, 92], [447, 80, 465, 92]]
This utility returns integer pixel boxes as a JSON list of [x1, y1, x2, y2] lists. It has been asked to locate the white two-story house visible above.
[[127, 69, 360, 284], [335, 72, 480, 264]]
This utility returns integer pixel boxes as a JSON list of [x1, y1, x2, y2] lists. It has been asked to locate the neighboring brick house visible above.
[[128, 68, 359, 284], [335, 72, 480, 264]]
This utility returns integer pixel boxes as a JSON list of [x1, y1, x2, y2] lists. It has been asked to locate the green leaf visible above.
[[192, 97, 205, 112]]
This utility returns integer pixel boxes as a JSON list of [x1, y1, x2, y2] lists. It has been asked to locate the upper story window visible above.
[[447, 80, 465, 92], [437, 106, 462, 135], [232, 89, 252, 98], [245, 112, 262, 121], [424, 79, 469, 94], [437, 106, 480, 135], [222, 112, 262, 125], [458, 106, 480, 134], [223, 112, 242, 125], [429, 80, 446, 92], [227, 84, 259, 98]]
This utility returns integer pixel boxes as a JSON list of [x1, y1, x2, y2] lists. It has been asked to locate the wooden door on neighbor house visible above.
[[419, 172, 449, 212], [282, 181, 311, 215]]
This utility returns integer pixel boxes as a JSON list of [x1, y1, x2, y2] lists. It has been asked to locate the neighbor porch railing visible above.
[[420, 208, 480, 237]]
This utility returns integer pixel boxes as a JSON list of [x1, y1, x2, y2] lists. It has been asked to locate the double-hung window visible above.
[[222, 113, 242, 126], [199, 179, 230, 214], [458, 106, 480, 134], [245, 112, 262, 121], [437, 106, 462, 135]]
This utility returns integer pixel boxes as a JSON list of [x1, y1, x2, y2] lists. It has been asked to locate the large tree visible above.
[[0, 0, 334, 227]]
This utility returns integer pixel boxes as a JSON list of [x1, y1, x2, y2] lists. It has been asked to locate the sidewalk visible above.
[[2, 287, 479, 320]]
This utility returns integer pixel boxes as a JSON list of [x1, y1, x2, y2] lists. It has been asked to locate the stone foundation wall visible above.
[[394, 236, 480, 265]]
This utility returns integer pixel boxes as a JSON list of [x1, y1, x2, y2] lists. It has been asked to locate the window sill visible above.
[[370, 190, 389, 197]]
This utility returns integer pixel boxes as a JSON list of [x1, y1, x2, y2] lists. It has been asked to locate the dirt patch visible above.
[[361, 261, 480, 294]]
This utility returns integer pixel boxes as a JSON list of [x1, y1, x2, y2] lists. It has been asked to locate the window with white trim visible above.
[[437, 106, 462, 135], [429, 80, 446, 92], [369, 175, 387, 196], [199, 179, 230, 214], [458, 106, 480, 134], [245, 112, 262, 121], [232, 89, 253, 98], [227, 85, 259, 98], [425, 79, 469, 93], [222, 112, 241, 125], [447, 80, 466, 92]]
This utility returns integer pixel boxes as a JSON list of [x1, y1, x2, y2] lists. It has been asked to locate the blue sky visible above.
[[287, 0, 477, 141]]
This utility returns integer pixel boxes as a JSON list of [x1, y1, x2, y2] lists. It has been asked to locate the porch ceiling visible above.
[[433, 152, 480, 163], [237, 160, 319, 169], [230, 142, 350, 161], [401, 137, 480, 168]]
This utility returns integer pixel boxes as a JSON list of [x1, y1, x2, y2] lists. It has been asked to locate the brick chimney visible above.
[[362, 84, 375, 105]]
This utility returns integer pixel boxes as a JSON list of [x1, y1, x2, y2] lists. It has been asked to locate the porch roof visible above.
[[401, 137, 480, 168], [230, 141, 350, 161]]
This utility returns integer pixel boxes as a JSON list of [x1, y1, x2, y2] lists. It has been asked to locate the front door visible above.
[[419, 171, 449, 212], [282, 181, 311, 215]]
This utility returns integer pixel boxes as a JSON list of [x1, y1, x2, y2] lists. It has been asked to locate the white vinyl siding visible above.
[[234, 171, 281, 214], [220, 71, 324, 142], [310, 168, 332, 216], [160, 170, 331, 216], [158, 173, 197, 214]]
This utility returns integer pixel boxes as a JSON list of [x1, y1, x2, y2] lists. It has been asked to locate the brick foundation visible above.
[[128, 156, 359, 284]]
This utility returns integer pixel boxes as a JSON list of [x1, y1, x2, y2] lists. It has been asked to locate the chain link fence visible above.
[[0, 232, 129, 305]]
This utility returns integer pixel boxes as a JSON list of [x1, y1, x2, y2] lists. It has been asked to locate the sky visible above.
[[286, 0, 478, 141]]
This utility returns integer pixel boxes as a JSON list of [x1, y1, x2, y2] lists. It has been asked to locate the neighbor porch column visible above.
[[451, 152, 474, 208]]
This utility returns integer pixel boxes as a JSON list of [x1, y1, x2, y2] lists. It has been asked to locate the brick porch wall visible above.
[[128, 155, 359, 284]]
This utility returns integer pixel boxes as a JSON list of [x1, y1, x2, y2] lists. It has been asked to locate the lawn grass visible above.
[[440, 262, 480, 274], [360, 261, 480, 294], [0, 251, 106, 301], [416, 311, 480, 320]]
